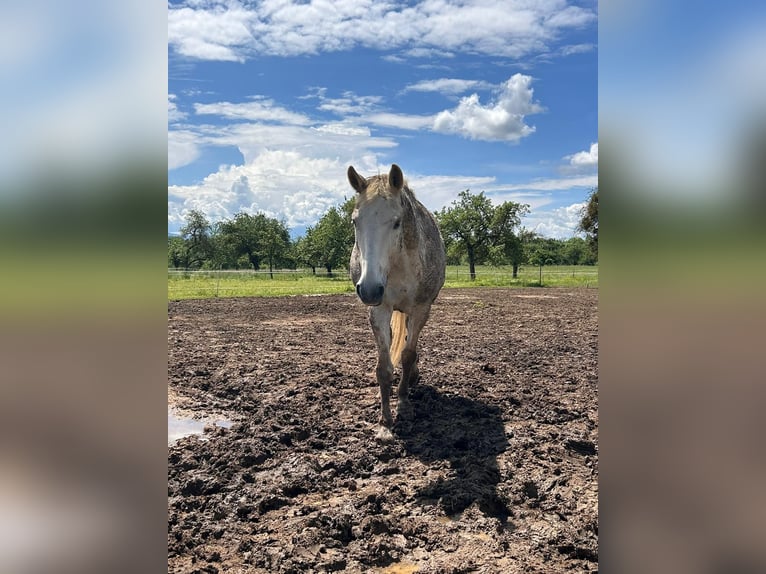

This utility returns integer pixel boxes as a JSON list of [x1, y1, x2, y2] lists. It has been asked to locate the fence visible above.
[[168, 265, 598, 300]]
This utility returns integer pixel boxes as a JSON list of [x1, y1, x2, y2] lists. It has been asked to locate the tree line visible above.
[[168, 188, 598, 277]]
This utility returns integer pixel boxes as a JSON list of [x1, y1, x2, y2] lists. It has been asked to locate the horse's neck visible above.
[[400, 188, 421, 247]]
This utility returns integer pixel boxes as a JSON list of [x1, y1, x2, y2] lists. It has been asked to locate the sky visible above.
[[168, 0, 598, 239]]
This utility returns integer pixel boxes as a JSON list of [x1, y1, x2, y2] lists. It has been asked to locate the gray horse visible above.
[[348, 163, 446, 442]]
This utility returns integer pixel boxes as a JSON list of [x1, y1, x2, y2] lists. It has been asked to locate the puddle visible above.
[[168, 408, 232, 445]]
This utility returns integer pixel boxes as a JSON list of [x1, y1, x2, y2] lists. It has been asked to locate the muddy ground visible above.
[[168, 287, 598, 573]]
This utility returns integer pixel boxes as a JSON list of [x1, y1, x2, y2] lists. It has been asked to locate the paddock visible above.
[[168, 287, 598, 573]]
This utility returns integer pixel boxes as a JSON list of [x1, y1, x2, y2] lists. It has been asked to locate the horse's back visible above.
[[409, 190, 446, 303]]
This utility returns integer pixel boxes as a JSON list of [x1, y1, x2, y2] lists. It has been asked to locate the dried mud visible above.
[[168, 287, 598, 573]]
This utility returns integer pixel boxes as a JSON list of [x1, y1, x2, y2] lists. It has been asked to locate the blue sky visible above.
[[168, 0, 598, 239]]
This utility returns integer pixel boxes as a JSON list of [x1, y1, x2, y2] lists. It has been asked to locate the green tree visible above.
[[526, 236, 561, 266], [215, 212, 292, 274], [217, 212, 266, 270], [489, 200, 530, 277], [313, 206, 353, 275], [294, 227, 322, 274], [167, 235, 190, 269], [578, 187, 598, 262], [562, 236, 593, 265], [261, 217, 291, 278], [180, 209, 213, 269], [436, 190, 528, 280]]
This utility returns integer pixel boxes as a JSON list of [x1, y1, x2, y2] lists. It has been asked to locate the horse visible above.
[[347, 163, 446, 442]]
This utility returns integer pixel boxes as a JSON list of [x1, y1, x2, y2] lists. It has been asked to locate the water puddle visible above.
[[168, 408, 232, 445]]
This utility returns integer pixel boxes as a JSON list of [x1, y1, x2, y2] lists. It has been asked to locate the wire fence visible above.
[[168, 265, 598, 299]]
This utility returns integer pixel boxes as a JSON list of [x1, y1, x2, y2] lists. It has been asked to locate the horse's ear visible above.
[[389, 164, 404, 193], [347, 166, 367, 193]]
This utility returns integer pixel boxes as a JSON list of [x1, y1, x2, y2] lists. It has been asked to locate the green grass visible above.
[[168, 265, 597, 300], [168, 270, 355, 300], [444, 264, 598, 289]]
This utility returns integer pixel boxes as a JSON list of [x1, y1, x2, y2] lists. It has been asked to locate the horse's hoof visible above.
[[375, 426, 395, 443]]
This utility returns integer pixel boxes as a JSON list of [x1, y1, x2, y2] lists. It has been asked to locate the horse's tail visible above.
[[390, 311, 407, 367]]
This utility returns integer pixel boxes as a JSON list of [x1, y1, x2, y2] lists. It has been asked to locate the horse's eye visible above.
[[393, 220, 401, 230]]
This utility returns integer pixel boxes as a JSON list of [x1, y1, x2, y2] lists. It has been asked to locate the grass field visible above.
[[168, 265, 597, 300]]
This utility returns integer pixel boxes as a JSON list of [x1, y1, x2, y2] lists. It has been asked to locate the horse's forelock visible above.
[[355, 174, 400, 207]]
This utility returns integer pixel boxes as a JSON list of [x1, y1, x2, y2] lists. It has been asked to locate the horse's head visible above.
[[347, 163, 407, 306]]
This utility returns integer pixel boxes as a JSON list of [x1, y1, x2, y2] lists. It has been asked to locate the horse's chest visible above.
[[385, 265, 425, 310]]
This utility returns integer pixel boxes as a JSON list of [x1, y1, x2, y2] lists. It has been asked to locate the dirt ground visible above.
[[168, 287, 598, 573]]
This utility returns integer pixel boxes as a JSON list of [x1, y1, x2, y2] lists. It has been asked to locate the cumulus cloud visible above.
[[168, 150, 350, 230], [167, 3, 254, 62], [525, 201, 587, 239], [168, 0, 596, 62], [563, 142, 598, 172], [432, 74, 544, 141]]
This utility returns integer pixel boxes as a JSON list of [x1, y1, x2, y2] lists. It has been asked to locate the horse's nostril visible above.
[[376, 285, 384, 298], [356, 283, 361, 296]]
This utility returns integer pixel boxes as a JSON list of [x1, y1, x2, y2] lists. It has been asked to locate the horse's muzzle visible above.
[[356, 282, 384, 306]]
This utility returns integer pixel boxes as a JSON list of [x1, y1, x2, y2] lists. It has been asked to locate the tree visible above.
[[293, 229, 321, 274], [261, 217, 291, 279], [436, 190, 529, 280], [489, 200, 530, 277], [578, 187, 598, 262], [217, 212, 266, 270], [167, 236, 190, 269], [180, 210, 213, 269], [215, 212, 292, 275], [562, 236, 594, 265], [312, 206, 353, 275]]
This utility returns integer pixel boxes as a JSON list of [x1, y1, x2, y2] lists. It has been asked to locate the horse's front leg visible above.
[[369, 305, 395, 442], [397, 305, 431, 420]]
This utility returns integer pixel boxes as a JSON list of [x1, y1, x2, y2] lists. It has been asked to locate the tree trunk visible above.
[[269, 259, 273, 279], [325, 264, 332, 276], [512, 262, 519, 279], [248, 252, 260, 271], [311, 265, 316, 275], [467, 246, 476, 280]]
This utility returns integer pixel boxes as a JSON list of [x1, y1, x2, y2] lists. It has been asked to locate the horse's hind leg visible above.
[[369, 306, 395, 442], [397, 305, 431, 420]]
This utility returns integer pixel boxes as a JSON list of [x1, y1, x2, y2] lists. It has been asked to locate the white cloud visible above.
[[168, 3, 254, 62], [364, 112, 436, 131], [168, 94, 186, 123], [168, 0, 596, 62], [563, 142, 598, 172], [194, 98, 313, 125], [168, 150, 350, 230], [314, 91, 384, 116], [405, 174, 498, 213], [432, 74, 543, 141], [524, 201, 587, 239], [403, 78, 493, 95], [493, 174, 598, 192], [168, 130, 202, 170], [560, 43, 596, 56]]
